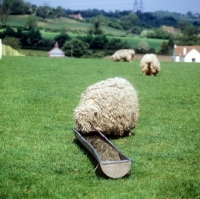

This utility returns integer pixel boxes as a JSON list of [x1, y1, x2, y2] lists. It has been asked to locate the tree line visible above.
[[1, 0, 200, 29], [0, 0, 200, 57], [0, 25, 134, 57]]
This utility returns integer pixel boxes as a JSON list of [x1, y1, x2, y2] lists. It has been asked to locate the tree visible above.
[[31, 4, 37, 14], [88, 19, 104, 35], [23, 2, 32, 14], [54, 33, 71, 48], [62, 39, 90, 58], [3, 36, 20, 49], [119, 14, 138, 30], [90, 35, 108, 49], [174, 24, 200, 45], [136, 40, 149, 53], [1, 25, 16, 38], [25, 16, 38, 30], [10, 0, 24, 14], [55, 6, 66, 18], [106, 38, 130, 50], [167, 37, 174, 49], [145, 28, 171, 39], [16, 27, 23, 38], [90, 15, 107, 26], [176, 20, 191, 31], [20, 29, 42, 47], [160, 37, 174, 55], [183, 25, 199, 37], [181, 25, 200, 45], [0, 0, 12, 27], [160, 41, 169, 55], [131, 26, 143, 35], [162, 16, 176, 25], [77, 35, 93, 46], [108, 17, 122, 30], [186, 11, 193, 18], [36, 3, 52, 21]]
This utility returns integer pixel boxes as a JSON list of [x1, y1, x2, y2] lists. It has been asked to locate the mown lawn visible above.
[[0, 56, 199, 199]]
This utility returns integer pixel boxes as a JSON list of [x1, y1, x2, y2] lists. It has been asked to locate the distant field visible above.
[[40, 31, 59, 39], [3, 15, 165, 52], [6, 15, 28, 27], [107, 36, 166, 52], [6, 15, 126, 36], [0, 56, 199, 198], [39, 31, 165, 53]]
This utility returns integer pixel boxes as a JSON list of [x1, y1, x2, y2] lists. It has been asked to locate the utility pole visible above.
[[133, 0, 138, 13], [139, 0, 144, 13]]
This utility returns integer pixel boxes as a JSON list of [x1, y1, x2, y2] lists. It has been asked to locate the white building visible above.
[[68, 13, 83, 21], [172, 45, 200, 63], [48, 42, 65, 57]]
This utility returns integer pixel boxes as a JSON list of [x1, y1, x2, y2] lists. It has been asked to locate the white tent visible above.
[[48, 42, 65, 57]]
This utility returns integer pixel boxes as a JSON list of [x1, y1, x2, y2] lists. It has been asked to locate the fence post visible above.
[[0, 39, 2, 59]]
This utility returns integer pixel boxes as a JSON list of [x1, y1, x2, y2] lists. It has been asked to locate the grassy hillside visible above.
[[38, 31, 165, 52], [0, 56, 199, 198], [39, 31, 165, 52], [6, 15, 126, 36], [107, 36, 166, 51], [3, 15, 166, 53]]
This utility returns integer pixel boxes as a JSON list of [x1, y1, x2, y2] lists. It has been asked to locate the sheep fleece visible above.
[[74, 77, 139, 136], [140, 53, 160, 76], [111, 49, 135, 62]]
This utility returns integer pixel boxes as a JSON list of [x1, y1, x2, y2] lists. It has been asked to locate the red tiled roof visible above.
[[174, 46, 200, 57]]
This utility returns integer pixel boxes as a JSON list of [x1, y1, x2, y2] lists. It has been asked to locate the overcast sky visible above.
[[28, 0, 200, 14]]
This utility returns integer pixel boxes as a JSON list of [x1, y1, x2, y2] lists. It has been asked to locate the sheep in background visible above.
[[74, 77, 139, 137], [140, 54, 160, 76], [111, 49, 135, 62]]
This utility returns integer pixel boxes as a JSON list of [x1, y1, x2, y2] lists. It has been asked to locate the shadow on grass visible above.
[[73, 138, 107, 178]]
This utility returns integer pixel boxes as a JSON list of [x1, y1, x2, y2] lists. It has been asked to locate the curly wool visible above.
[[111, 49, 135, 62], [140, 54, 160, 76], [74, 77, 139, 136]]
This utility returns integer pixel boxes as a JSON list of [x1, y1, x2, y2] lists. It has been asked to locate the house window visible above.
[[192, 58, 195, 62]]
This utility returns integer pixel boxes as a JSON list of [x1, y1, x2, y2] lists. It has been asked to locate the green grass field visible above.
[[0, 56, 199, 198], [19, 49, 49, 57]]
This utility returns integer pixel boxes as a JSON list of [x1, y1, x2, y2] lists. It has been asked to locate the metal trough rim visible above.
[[73, 128, 132, 178]]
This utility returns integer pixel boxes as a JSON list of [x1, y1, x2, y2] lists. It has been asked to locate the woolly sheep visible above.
[[111, 49, 135, 62], [140, 53, 160, 76], [74, 77, 139, 137]]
